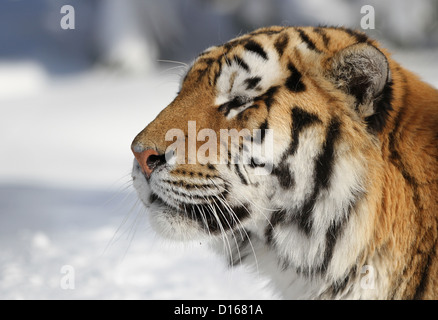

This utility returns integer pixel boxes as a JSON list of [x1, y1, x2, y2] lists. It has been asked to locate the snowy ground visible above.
[[0, 185, 275, 299], [0, 49, 437, 300]]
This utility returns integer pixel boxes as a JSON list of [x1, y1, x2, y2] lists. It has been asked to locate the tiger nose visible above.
[[132, 147, 164, 178]]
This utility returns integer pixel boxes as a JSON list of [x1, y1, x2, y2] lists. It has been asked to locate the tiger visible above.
[[131, 26, 438, 299]]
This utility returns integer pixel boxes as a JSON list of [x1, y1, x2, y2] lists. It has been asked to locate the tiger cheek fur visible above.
[[131, 26, 438, 299]]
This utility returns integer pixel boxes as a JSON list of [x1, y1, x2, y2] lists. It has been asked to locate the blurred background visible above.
[[0, 0, 437, 299]]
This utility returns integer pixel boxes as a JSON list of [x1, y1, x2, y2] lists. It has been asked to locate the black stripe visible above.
[[285, 62, 306, 92], [272, 162, 294, 189], [213, 59, 222, 86], [223, 39, 240, 52], [196, 58, 215, 82], [244, 77, 261, 90], [249, 157, 265, 168], [323, 266, 357, 298], [274, 32, 290, 57], [233, 55, 250, 72], [226, 151, 232, 169], [231, 205, 251, 223], [195, 67, 208, 82], [149, 192, 159, 204], [254, 86, 279, 111], [263, 86, 279, 109], [234, 163, 248, 185], [387, 72, 408, 157], [388, 106, 405, 163], [341, 27, 369, 43], [197, 57, 215, 65], [237, 104, 259, 121], [313, 27, 330, 48], [396, 160, 421, 208], [330, 271, 352, 296], [265, 209, 287, 245], [288, 107, 322, 155], [321, 221, 342, 273], [292, 118, 341, 235], [320, 26, 369, 44], [293, 192, 317, 236], [314, 119, 341, 190], [266, 107, 322, 236], [413, 236, 437, 299], [244, 40, 268, 60], [218, 96, 246, 116], [297, 28, 321, 53], [255, 119, 268, 143], [254, 86, 279, 112], [319, 191, 362, 274], [388, 102, 422, 210], [224, 54, 233, 67], [365, 80, 394, 133], [249, 29, 282, 36]]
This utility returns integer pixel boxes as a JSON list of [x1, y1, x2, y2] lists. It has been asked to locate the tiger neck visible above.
[[243, 65, 438, 299], [371, 64, 438, 299]]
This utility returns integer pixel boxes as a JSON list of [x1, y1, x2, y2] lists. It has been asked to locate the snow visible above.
[[0, 185, 274, 299], [0, 48, 436, 299]]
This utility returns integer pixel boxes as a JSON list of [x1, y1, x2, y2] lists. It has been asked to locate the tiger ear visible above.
[[328, 43, 393, 132]]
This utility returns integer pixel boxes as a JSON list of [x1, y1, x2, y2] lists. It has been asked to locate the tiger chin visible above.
[[131, 26, 438, 300]]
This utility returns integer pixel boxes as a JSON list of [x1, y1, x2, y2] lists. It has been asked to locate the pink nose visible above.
[[132, 148, 160, 178]]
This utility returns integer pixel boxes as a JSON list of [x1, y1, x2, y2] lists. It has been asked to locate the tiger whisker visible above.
[[189, 188, 212, 239], [104, 193, 142, 256], [198, 199, 213, 239], [207, 198, 234, 268], [158, 65, 188, 77], [156, 59, 189, 67], [206, 190, 244, 267], [214, 192, 259, 274], [212, 194, 246, 266], [208, 177, 276, 233], [202, 186, 243, 267]]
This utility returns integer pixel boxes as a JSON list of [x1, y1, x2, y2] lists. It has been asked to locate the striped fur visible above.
[[131, 26, 438, 299]]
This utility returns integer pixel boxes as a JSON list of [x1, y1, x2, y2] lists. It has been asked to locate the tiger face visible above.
[[131, 25, 387, 264], [131, 26, 438, 299]]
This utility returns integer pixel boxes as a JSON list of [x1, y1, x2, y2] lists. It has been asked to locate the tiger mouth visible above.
[[148, 188, 250, 235], [132, 154, 252, 236]]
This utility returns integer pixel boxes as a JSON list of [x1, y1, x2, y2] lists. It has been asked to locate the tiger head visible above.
[[131, 26, 392, 271]]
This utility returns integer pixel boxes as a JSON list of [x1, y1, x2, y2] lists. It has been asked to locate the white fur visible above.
[[215, 47, 285, 109]]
